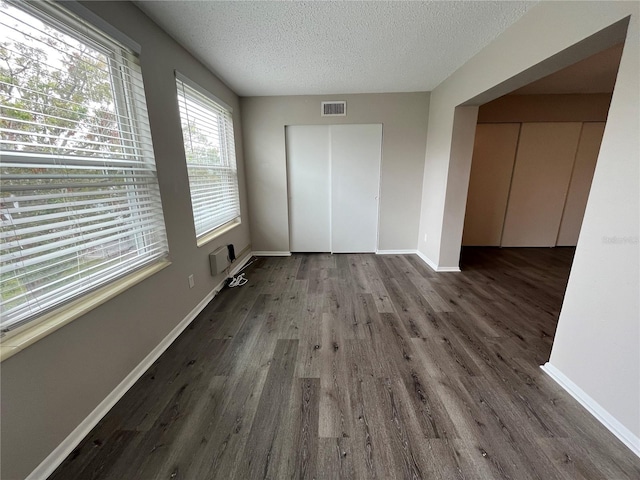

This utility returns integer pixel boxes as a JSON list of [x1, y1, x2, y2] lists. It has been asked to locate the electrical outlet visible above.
[[424, 234, 427, 242], [188, 274, 195, 289]]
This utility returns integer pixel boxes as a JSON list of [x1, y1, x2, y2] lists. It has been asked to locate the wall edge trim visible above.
[[252, 251, 292, 256], [376, 249, 417, 255], [541, 362, 640, 458], [25, 253, 254, 480], [415, 250, 461, 272]]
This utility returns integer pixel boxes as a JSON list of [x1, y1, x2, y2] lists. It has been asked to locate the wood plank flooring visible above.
[[49, 248, 640, 479]]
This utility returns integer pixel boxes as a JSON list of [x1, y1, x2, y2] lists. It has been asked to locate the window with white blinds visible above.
[[0, 1, 169, 333], [176, 75, 241, 241]]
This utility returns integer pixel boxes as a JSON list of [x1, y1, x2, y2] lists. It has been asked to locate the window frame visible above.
[[0, 0, 170, 344], [175, 72, 242, 246]]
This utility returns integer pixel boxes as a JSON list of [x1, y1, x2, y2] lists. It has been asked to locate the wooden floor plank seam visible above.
[[49, 248, 640, 480]]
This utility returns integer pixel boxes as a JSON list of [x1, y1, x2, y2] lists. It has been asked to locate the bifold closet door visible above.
[[286, 125, 331, 252], [556, 122, 605, 246], [463, 123, 520, 246], [331, 124, 382, 253], [501, 122, 582, 247], [286, 124, 382, 253]]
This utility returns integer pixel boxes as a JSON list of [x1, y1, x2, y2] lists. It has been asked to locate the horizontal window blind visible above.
[[176, 76, 241, 239], [0, 0, 169, 332]]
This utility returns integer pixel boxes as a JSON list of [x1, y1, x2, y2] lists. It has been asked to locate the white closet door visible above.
[[330, 124, 382, 253], [286, 125, 331, 252], [501, 122, 582, 247], [556, 122, 605, 246]]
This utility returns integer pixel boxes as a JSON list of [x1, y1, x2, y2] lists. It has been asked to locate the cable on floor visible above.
[[225, 257, 256, 288], [228, 272, 248, 288]]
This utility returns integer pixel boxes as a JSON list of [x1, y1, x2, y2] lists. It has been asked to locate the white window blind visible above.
[[0, 0, 169, 332], [176, 75, 241, 240]]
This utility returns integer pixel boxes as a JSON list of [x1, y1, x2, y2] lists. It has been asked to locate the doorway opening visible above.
[[459, 38, 626, 361], [463, 43, 624, 250]]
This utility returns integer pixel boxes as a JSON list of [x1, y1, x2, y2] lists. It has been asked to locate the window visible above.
[[0, 1, 169, 333], [176, 74, 241, 242]]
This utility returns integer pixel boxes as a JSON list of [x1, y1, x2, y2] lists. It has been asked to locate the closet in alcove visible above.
[[463, 94, 608, 247]]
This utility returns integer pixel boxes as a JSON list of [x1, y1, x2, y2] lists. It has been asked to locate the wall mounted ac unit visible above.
[[209, 246, 229, 275]]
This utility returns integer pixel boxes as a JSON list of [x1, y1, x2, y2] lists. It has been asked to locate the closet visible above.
[[286, 124, 382, 253], [463, 121, 605, 247]]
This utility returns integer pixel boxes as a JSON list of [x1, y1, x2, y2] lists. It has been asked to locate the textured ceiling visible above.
[[134, 0, 537, 96]]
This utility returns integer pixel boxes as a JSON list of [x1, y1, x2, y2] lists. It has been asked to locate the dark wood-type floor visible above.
[[50, 248, 640, 479]]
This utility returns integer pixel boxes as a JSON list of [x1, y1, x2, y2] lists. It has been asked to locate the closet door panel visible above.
[[463, 123, 520, 246], [557, 122, 605, 246], [502, 122, 582, 247], [286, 125, 331, 252], [330, 124, 382, 253]]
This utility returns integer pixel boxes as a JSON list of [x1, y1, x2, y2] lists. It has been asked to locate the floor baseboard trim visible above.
[[26, 253, 253, 480], [376, 249, 417, 255], [541, 362, 640, 458], [252, 251, 292, 257], [435, 266, 461, 272], [415, 250, 461, 272]]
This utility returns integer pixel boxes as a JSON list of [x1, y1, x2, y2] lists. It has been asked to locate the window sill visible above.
[[196, 218, 241, 248], [0, 260, 171, 362]]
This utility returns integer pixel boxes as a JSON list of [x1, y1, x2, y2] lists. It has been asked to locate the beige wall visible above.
[[418, 0, 639, 446], [0, 2, 252, 479], [478, 93, 612, 123], [241, 93, 430, 252]]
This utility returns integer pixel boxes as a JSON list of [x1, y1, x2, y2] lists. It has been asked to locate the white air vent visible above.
[[321, 101, 346, 117]]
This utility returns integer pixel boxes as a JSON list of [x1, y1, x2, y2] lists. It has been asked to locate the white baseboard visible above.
[[416, 250, 438, 271], [252, 251, 291, 256], [415, 250, 461, 272], [376, 249, 417, 255], [26, 253, 253, 480], [252, 249, 463, 273], [435, 266, 461, 272], [541, 362, 640, 458]]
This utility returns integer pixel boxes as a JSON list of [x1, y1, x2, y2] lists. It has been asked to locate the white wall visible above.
[[241, 93, 430, 253], [0, 2, 252, 479], [549, 7, 639, 446], [417, 0, 639, 445]]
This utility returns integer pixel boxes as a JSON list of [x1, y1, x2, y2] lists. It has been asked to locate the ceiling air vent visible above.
[[321, 101, 346, 117]]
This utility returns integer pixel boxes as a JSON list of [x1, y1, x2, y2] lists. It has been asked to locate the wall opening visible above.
[[462, 44, 623, 249], [452, 20, 628, 365]]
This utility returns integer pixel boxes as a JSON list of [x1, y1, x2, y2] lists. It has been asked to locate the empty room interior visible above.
[[0, 1, 638, 479]]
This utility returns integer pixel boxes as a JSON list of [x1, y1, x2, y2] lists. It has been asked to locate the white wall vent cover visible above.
[[321, 101, 346, 117]]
